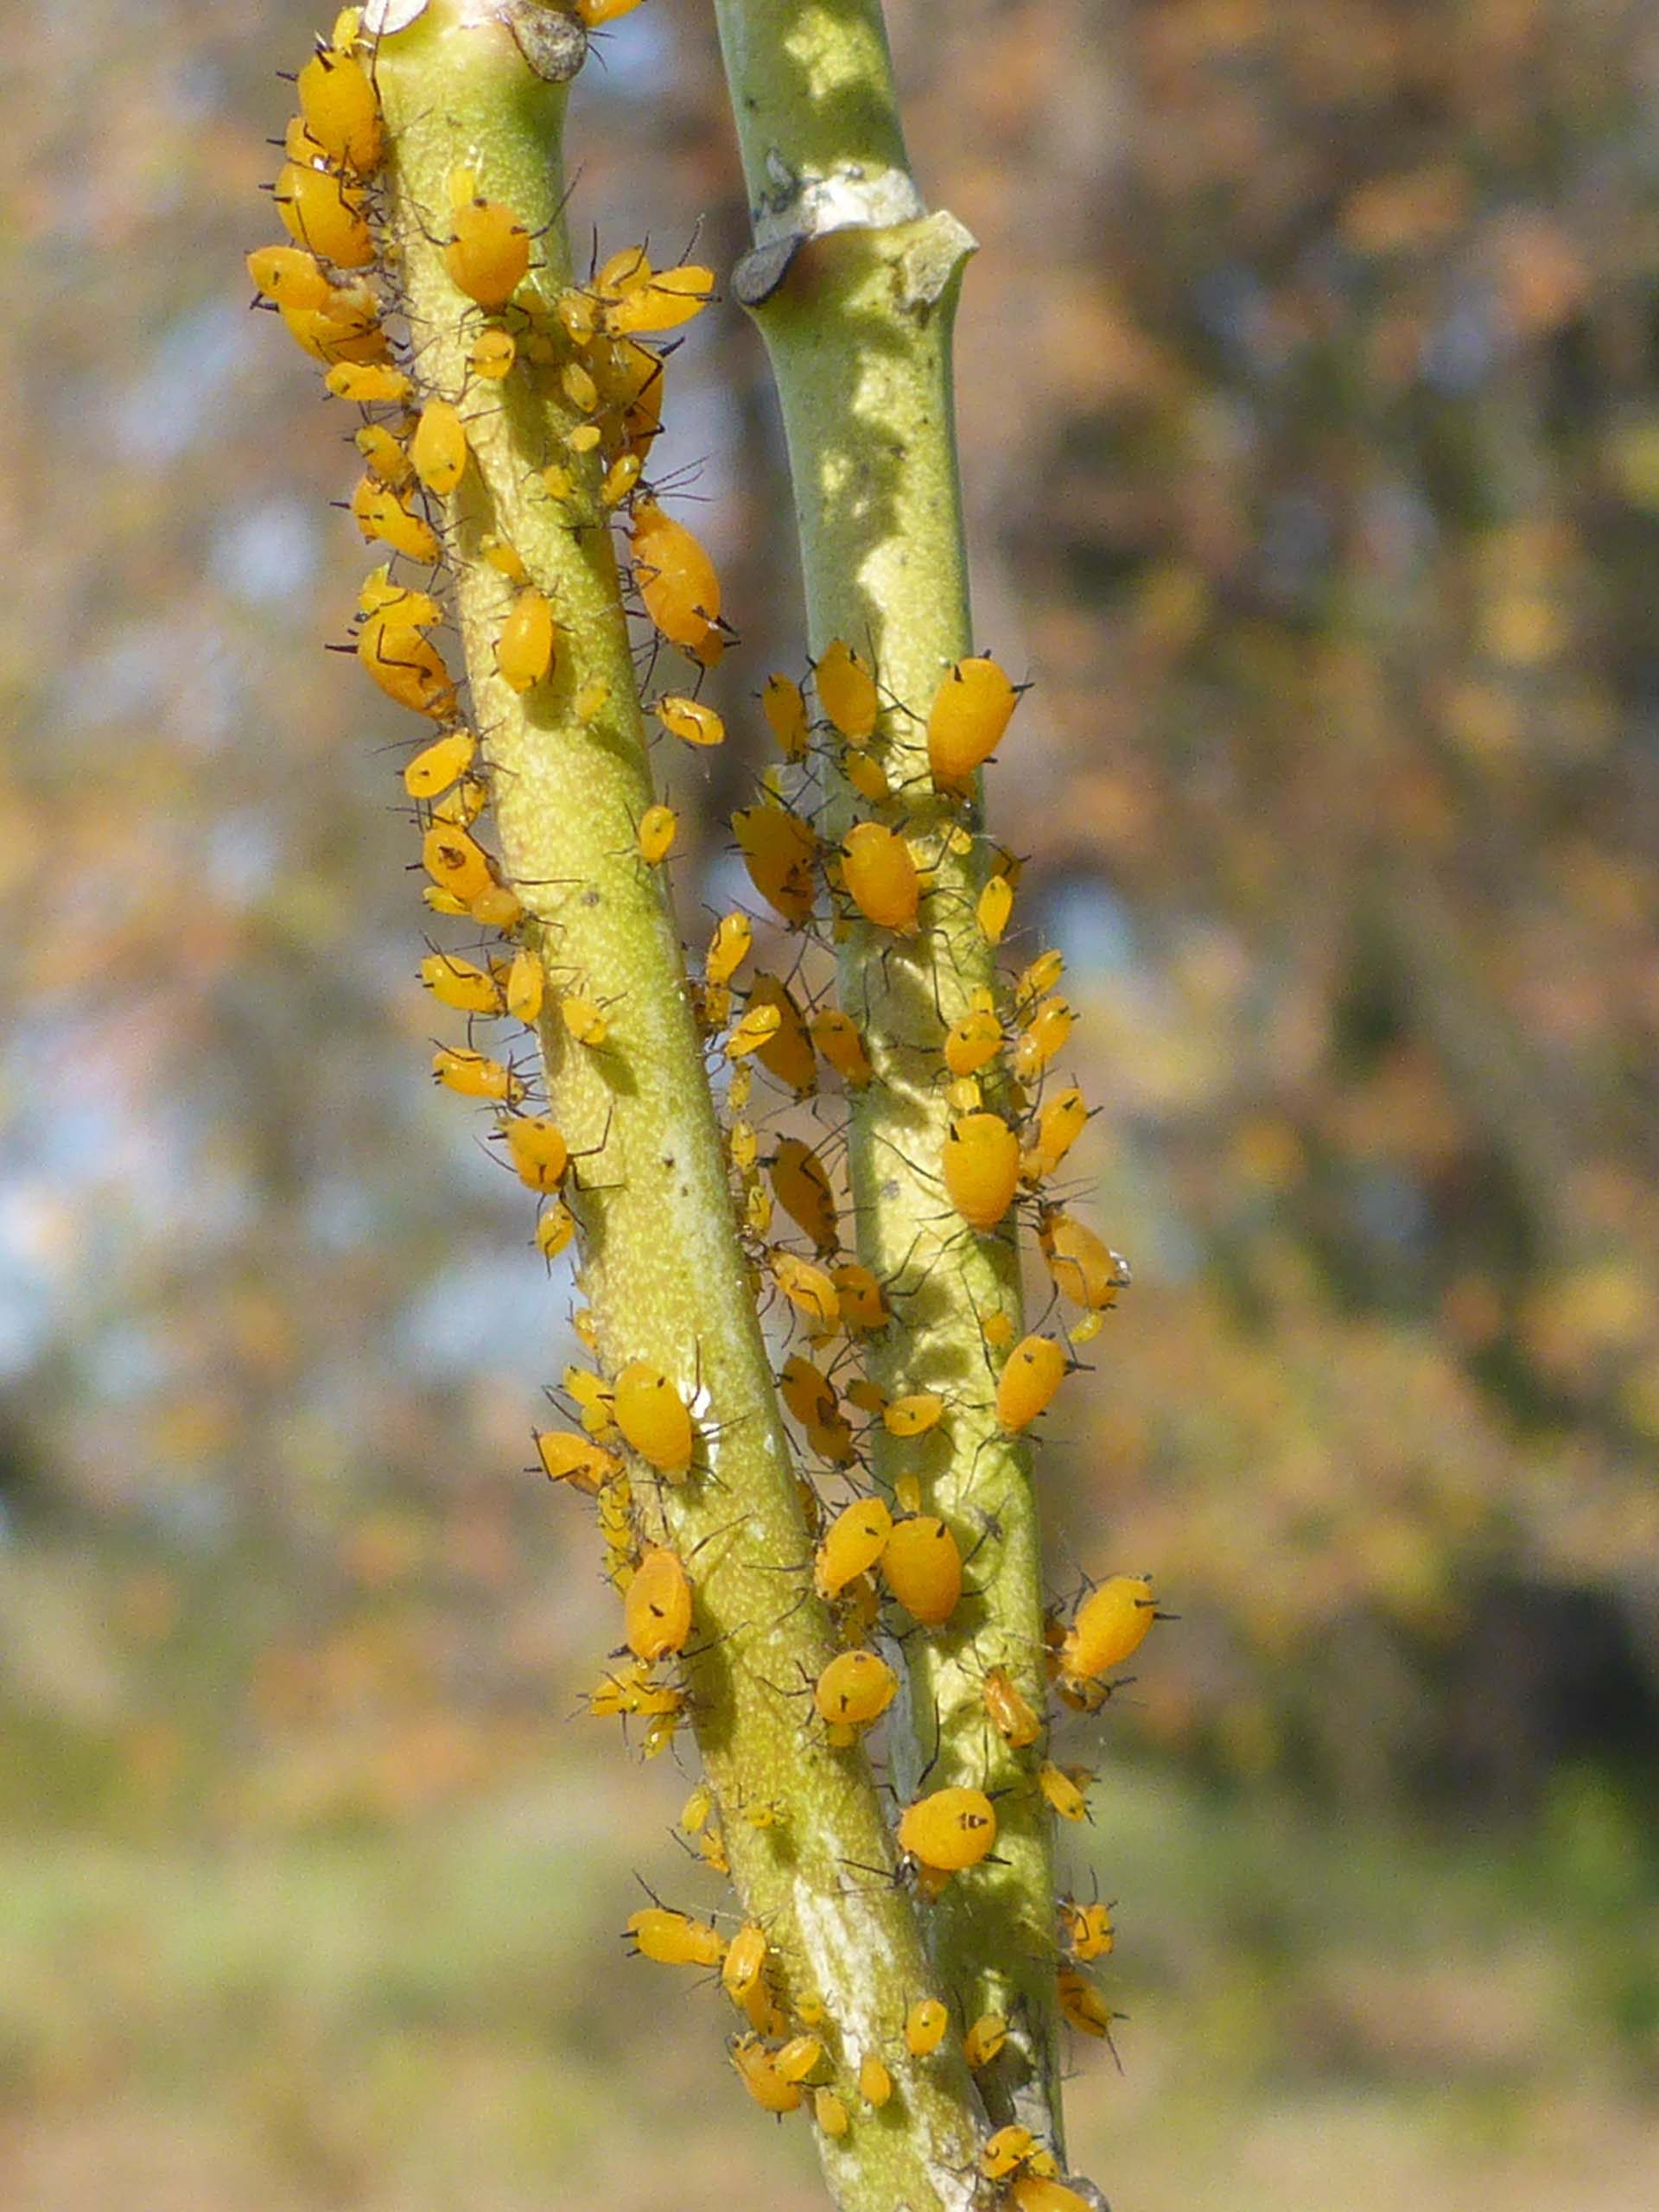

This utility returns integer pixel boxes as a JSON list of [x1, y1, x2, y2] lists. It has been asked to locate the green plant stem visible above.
[[369, 6, 983, 2204], [712, 0, 1065, 2145]]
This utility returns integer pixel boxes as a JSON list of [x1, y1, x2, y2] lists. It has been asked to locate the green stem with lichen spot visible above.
[[711, 0, 1067, 2151], [366, 4, 984, 2206]]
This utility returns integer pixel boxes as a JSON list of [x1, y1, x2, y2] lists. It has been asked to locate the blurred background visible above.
[[3, 0, 1656, 2205]]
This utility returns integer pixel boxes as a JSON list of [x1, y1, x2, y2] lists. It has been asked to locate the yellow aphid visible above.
[[721, 1922, 768, 2013], [1011, 2179, 1096, 2212], [403, 728, 476, 798], [600, 453, 644, 509], [830, 1261, 887, 1332], [503, 1116, 569, 1193], [732, 803, 818, 926], [1038, 1206, 1131, 1312], [905, 1998, 949, 2056], [1012, 995, 1075, 1082], [607, 262, 716, 337], [995, 1334, 1067, 1433], [807, 1410, 857, 1468], [745, 975, 817, 1097], [775, 2033, 824, 2086], [816, 639, 879, 743], [638, 803, 677, 864], [898, 1787, 996, 1872], [769, 1138, 838, 1254], [883, 1393, 943, 1439], [813, 2087, 850, 2138], [445, 194, 531, 310], [325, 360, 413, 404], [982, 2125, 1038, 2179], [857, 2052, 893, 2107], [729, 2035, 802, 2114], [575, 0, 652, 23], [625, 1906, 724, 1970], [705, 911, 753, 987], [655, 694, 725, 747], [728, 1117, 758, 1172], [428, 768, 488, 827], [561, 995, 610, 1047], [844, 751, 891, 803], [744, 1162, 769, 1233], [354, 423, 415, 490], [276, 284, 391, 369], [613, 1361, 694, 1474], [814, 1497, 892, 1599], [480, 533, 528, 582], [893, 1471, 923, 1516], [533, 1429, 619, 1492], [504, 946, 545, 1023], [697, 1822, 730, 1876], [359, 568, 442, 623], [760, 672, 810, 759], [565, 1365, 617, 1437], [976, 873, 1015, 944], [632, 499, 724, 664], [1024, 1086, 1088, 1181], [944, 1008, 1002, 1078], [410, 400, 468, 498], [352, 475, 442, 566], [779, 1355, 837, 1428], [559, 359, 600, 416], [468, 327, 517, 380], [771, 1250, 840, 1329], [727, 1002, 782, 1058], [1062, 1574, 1159, 1681], [247, 241, 333, 309], [809, 1008, 873, 1089], [431, 1046, 523, 1105], [592, 241, 652, 302], [982, 1665, 1043, 1750], [470, 883, 524, 932], [1018, 948, 1065, 1001], [813, 1648, 897, 1732], [358, 613, 457, 720], [423, 823, 495, 902], [982, 1307, 1015, 1349], [1057, 1966, 1118, 2039], [623, 1544, 693, 1662], [574, 676, 612, 719], [680, 1783, 714, 1834], [927, 654, 1019, 791], [1058, 1897, 1115, 1961], [296, 42, 382, 175], [419, 951, 503, 1015], [534, 1201, 577, 1260], [272, 159, 374, 269], [944, 1076, 982, 1114], [880, 1515, 963, 1626], [942, 1111, 1021, 1232], [963, 2012, 1008, 2069], [499, 588, 556, 692], [541, 462, 575, 501], [1037, 1761, 1090, 1823], [842, 822, 919, 934]]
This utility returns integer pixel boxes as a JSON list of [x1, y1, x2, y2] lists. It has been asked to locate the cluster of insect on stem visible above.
[[250, 10, 1168, 2206]]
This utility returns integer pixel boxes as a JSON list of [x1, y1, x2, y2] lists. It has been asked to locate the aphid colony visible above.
[[253, 11, 1154, 2200]]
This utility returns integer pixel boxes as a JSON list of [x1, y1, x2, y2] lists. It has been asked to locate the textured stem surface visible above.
[[370, 7, 983, 2206], [712, 0, 1065, 2142]]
